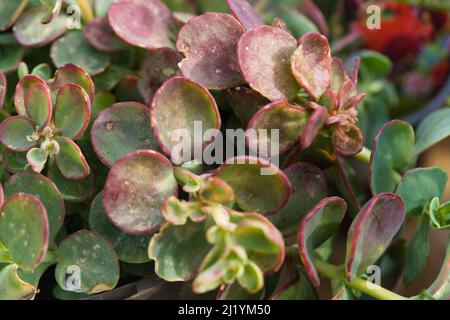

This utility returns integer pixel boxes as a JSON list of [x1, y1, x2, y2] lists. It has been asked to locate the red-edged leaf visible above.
[[0, 116, 37, 152], [26, 148, 48, 173], [226, 86, 269, 124], [83, 17, 127, 52], [54, 137, 90, 180], [298, 197, 346, 286], [50, 64, 95, 102], [333, 124, 363, 156], [301, 106, 328, 150], [291, 32, 331, 101], [226, 0, 264, 31], [23, 79, 52, 128], [345, 193, 405, 280], [330, 57, 349, 93], [177, 13, 244, 90], [14, 74, 49, 117], [238, 25, 299, 101]]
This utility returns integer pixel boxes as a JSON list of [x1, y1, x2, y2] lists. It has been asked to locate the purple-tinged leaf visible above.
[[246, 101, 308, 156], [0, 72, 6, 108], [0, 116, 37, 152], [138, 48, 181, 104], [103, 150, 178, 234], [238, 25, 299, 101], [0, 0, 28, 31], [291, 32, 331, 101], [225, 86, 269, 125], [83, 17, 127, 52], [214, 156, 292, 215], [14, 74, 49, 117], [23, 79, 52, 128], [270, 162, 328, 236], [345, 56, 360, 85], [108, 0, 176, 50], [13, 7, 67, 47], [150, 76, 221, 160], [177, 13, 244, 90], [50, 64, 95, 102], [319, 89, 338, 112], [330, 57, 349, 93], [333, 123, 363, 156], [54, 137, 90, 180], [0, 193, 49, 270], [272, 17, 292, 35], [337, 79, 356, 108], [270, 269, 317, 300], [299, 0, 328, 36], [26, 148, 48, 173], [91, 102, 159, 167], [54, 84, 91, 140], [345, 193, 405, 280], [301, 106, 328, 150], [226, 0, 263, 31], [298, 197, 346, 286]]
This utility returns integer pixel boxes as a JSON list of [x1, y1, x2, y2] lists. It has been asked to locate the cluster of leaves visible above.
[[0, 0, 449, 301]]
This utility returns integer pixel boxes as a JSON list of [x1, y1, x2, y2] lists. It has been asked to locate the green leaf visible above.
[[0, 116, 37, 152], [370, 120, 415, 194], [148, 220, 211, 281], [0, 43, 23, 73], [5, 170, 65, 243], [55, 230, 119, 294], [270, 271, 317, 300], [403, 215, 430, 286], [395, 167, 447, 216], [0, 0, 28, 31], [277, 9, 318, 39], [0, 264, 36, 300], [89, 192, 151, 264], [237, 261, 263, 293], [429, 198, 450, 230], [31, 63, 52, 81], [26, 147, 48, 173], [357, 50, 393, 81], [23, 76, 52, 128], [424, 236, 450, 300], [0, 194, 49, 270], [54, 137, 90, 180], [50, 63, 95, 102], [413, 108, 450, 156]]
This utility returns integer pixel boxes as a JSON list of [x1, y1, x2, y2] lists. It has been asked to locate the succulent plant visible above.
[[0, 0, 448, 302]]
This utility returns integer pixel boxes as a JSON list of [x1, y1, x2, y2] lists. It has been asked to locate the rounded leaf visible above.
[[0, 43, 23, 73], [291, 32, 331, 101], [214, 156, 291, 215], [0, 194, 49, 270], [345, 193, 405, 280], [176, 13, 244, 90], [5, 170, 65, 243], [226, 0, 263, 30], [51, 31, 110, 76], [103, 150, 178, 234], [225, 86, 269, 124], [300, 105, 328, 150], [54, 137, 90, 180], [55, 230, 119, 294], [108, 0, 175, 50], [333, 123, 363, 156], [238, 25, 299, 101], [246, 101, 308, 156], [14, 74, 49, 117], [54, 83, 91, 140], [23, 79, 52, 128], [0, 264, 37, 300], [0, 116, 37, 152], [26, 147, 48, 173], [89, 192, 151, 263], [13, 7, 67, 47], [0, 0, 28, 31], [150, 76, 220, 160], [83, 17, 127, 52], [50, 64, 95, 102], [298, 197, 346, 286], [370, 120, 415, 194], [91, 102, 159, 167]]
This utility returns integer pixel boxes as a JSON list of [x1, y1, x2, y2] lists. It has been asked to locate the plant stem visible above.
[[43, 250, 58, 264], [315, 259, 407, 300], [76, 0, 94, 24], [353, 146, 371, 164]]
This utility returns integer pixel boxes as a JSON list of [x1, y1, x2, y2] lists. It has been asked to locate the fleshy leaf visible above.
[[226, 86, 269, 125], [226, 0, 263, 30], [148, 220, 211, 281], [54, 84, 91, 140], [13, 7, 67, 47], [108, 0, 176, 50], [291, 32, 331, 101], [246, 101, 308, 156], [218, 281, 264, 300], [0, 264, 36, 300], [103, 150, 178, 234], [83, 17, 127, 52], [91, 102, 159, 167], [55, 230, 119, 294], [301, 106, 328, 150], [345, 193, 405, 280], [50, 31, 110, 76], [330, 57, 349, 93], [395, 167, 447, 216], [0, 194, 49, 270], [5, 170, 64, 243], [0, 43, 23, 73], [50, 64, 95, 102], [413, 108, 450, 156], [298, 197, 346, 286], [14, 74, 49, 117], [177, 13, 244, 90], [429, 198, 450, 230], [0, 0, 28, 31], [0, 72, 6, 108], [138, 48, 181, 104], [0, 116, 37, 152], [238, 25, 299, 101], [150, 76, 220, 160], [54, 137, 90, 180], [40, 0, 63, 24], [333, 123, 363, 156], [370, 120, 415, 194], [214, 156, 291, 215], [270, 271, 317, 300], [89, 192, 151, 263], [270, 162, 328, 235], [26, 148, 48, 173], [425, 236, 450, 300], [3, 150, 27, 174]]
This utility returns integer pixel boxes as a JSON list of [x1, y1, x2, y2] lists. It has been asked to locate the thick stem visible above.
[[315, 259, 407, 300], [353, 146, 372, 164], [76, 0, 94, 24]]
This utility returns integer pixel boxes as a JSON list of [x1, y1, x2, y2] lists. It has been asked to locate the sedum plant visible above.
[[0, 0, 449, 301]]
